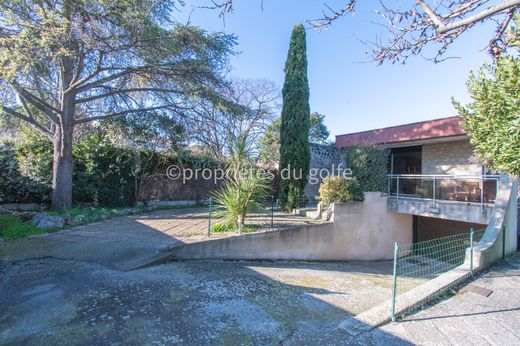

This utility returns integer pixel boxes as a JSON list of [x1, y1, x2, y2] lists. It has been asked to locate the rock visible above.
[[71, 215, 87, 225], [31, 213, 47, 225], [114, 209, 131, 216], [0, 208, 10, 215], [32, 214, 65, 229], [98, 210, 112, 219], [144, 205, 158, 212], [19, 212, 36, 222], [63, 214, 72, 225]]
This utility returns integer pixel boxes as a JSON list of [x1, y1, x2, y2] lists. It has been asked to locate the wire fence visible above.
[[391, 228, 486, 321], [206, 195, 320, 238]]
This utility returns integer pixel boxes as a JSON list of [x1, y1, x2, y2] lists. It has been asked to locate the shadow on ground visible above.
[[0, 208, 412, 345]]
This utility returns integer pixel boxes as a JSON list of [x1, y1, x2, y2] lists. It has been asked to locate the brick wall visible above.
[[422, 140, 481, 175]]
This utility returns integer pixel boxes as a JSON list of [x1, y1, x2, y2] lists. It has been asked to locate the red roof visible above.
[[335, 116, 467, 148]]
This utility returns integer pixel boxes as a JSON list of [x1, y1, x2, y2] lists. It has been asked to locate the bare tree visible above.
[[203, 0, 520, 63], [186, 78, 280, 159]]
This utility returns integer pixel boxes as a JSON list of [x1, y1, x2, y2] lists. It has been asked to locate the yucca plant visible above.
[[212, 134, 270, 233]]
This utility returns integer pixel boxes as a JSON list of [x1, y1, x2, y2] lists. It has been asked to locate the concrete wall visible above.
[[422, 140, 481, 175], [387, 198, 493, 224], [473, 176, 518, 269], [170, 192, 412, 261]]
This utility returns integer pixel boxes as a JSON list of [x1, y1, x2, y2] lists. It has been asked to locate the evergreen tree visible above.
[[279, 24, 310, 211]]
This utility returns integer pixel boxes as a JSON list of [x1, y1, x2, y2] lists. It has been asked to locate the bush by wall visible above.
[[0, 130, 221, 207], [317, 176, 364, 204], [344, 144, 389, 192], [0, 142, 51, 203]]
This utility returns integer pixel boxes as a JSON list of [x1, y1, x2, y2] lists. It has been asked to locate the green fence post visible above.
[[469, 228, 474, 277], [391, 242, 399, 322], [271, 195, 274, 229], [207, 197, 212, 238], [327, 177, 331, 210], [502, 224, 506, 260]]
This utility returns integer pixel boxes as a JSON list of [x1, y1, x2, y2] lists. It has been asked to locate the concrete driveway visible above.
[[0, 208, 409, 345], [373, 255, 520, 345]]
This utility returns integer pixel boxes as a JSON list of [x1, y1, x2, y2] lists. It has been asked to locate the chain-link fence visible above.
[[391, 228, 486, 321]]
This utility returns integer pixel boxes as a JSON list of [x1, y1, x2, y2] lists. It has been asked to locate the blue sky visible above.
[[175, 1, 494, 138]]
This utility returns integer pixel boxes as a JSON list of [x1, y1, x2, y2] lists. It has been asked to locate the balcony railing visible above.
[[387, 174, 499, 210]]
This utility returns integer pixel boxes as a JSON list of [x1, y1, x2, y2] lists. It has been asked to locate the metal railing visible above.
[[387, 174, 499, 210]]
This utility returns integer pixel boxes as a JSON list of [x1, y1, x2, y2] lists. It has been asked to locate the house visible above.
[[335, 115, 502, 242], [169, 115, 516, 262]]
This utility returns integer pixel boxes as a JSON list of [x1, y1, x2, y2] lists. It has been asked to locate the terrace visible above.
[[386, 174, 499, 224]]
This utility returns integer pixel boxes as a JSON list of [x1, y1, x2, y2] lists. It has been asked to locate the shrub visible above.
[[0, 142, 51, 203], [211, 223, 261, 233], [318, 176, 364, 204], [211, 223, 232, 233], [212, 135, 270, 230], [344, 144, 388, 192], [213, 175, 270, 229], [14, 130, 53, 187], [73, 133, 136, 207]]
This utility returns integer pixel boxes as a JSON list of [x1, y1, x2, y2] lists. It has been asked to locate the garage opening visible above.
[[412, 215, 486, 243]]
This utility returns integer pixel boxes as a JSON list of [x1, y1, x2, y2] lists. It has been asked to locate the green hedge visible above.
[[0, 130, 218, 207], [0, 143, 51, 203], [344, 144, 389, 193]]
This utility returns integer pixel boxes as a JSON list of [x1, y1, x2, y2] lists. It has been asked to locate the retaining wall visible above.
[[170, 192, 412, 261]]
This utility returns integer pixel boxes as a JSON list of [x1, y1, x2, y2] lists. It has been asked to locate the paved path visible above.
[[358, 254, 520, 345], [2, 207, 519, 344], [0, 257, 399, 344], [137, 208, 325, 239], [0, 208, 321, 271], [0, 208, 402, 345]]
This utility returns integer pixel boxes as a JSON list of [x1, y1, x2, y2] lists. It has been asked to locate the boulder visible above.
[[32, 214, 65, 229], [71, 215, 87, 225], [19, 212, 37, 222], [98, 210, 112, 219], [31, 213, 47, 225]]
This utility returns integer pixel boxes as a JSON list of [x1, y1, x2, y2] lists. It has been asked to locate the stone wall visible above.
[[304, 143, 342, 204], [139, 176, 222, 202], [422, 140, 481, 175]]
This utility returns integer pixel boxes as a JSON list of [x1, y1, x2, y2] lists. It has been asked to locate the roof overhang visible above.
[[381, 134, 469, 149], [335, 116, 467, 148]]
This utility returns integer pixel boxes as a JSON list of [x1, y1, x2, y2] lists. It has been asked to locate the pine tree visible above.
[[279, 24, 310, 211]]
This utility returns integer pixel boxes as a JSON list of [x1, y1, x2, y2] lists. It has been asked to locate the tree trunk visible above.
[[50, 0, 76, 210], [51, 97, 75, 210]]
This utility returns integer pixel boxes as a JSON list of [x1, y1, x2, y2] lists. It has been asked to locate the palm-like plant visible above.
[[213, 133, 270, 233]]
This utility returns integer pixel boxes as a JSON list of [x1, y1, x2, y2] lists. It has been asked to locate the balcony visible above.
[[386, 174, 499, 224]]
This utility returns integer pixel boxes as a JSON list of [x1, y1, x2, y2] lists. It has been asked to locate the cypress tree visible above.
[[279, 24, 310, 211]]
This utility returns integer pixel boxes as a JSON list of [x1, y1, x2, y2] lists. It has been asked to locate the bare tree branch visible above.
[[303, 0, 520, 63]]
